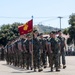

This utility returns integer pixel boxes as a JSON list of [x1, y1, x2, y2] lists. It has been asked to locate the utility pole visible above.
[[58, 16, 63, 30]]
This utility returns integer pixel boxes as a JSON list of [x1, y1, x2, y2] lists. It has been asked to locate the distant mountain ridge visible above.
[[34, 24, 61, 33]]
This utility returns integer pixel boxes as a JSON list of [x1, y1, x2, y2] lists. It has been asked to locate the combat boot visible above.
[[56, 69, 60, 72], [63, 65, 66, 69], [44, 65, 47, 68], [51, 67, 53, 72], [26, 66, 29, 70], [30, 66, 33, 70], [56, 68, 60, 72], [38, 68, 43, 72]]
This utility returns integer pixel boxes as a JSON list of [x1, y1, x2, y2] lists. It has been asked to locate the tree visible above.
[[69, 13, 75, 26], [68, 13, 75, 50], [0, 22, 23, 46], [63, 28, 68, 35]]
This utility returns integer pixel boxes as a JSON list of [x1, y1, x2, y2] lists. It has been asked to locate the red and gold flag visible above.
[[18, 19, 33, 35]]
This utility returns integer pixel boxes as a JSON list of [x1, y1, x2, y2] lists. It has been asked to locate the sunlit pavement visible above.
[[0, 56, 75, 75]]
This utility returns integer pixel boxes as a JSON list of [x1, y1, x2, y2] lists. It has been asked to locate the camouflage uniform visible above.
[[39, 37, 47, 68], [17, 38, 25, 67], [57, 36, 66, 68], [20, 38, 26, 68], [25, 39, 33, 70], [0, 47, 4, 60], [33, 36, 43, 72], [22, 39, 27, 68], [50, 37, 60, 72], [5, 41, 12, 65], [14, 40, 19, 66], [11, 41, 17, 66], [47, 37, 51, 67]]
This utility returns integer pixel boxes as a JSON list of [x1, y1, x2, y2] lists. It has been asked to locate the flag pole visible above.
[[31, 15, 34, 69]]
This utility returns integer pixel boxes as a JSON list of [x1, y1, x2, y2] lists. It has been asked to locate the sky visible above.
[[0, 0, 75, 28]]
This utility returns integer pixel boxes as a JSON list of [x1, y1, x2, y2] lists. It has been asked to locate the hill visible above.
[[34, 24, 61, 33]]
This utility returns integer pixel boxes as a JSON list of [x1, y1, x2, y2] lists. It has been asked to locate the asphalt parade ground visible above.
[[0, 56, 75, 75]]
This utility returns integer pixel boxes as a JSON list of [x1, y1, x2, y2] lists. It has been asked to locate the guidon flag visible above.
[[18, 19, 33, 35]]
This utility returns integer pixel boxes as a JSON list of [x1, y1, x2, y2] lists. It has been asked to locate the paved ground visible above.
[[0, 56, 75, 75]]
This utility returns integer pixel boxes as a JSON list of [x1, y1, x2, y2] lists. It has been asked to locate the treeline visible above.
[[63, 13, 75, 47], [0, 22, 23, 46]]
